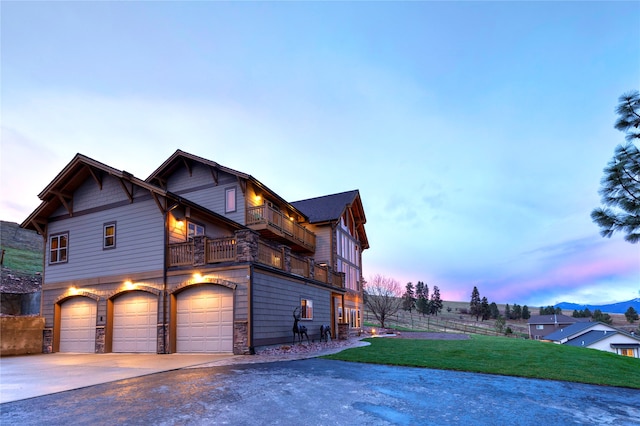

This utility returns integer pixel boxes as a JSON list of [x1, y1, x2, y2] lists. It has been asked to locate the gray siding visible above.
[[45, 177, 165, 284], [167, 267, 250, 320], [165, 163, 245, 224], [252, 270, 332, 346]]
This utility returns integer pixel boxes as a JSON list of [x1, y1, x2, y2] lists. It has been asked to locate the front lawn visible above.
[[322, 335, 640, 389]]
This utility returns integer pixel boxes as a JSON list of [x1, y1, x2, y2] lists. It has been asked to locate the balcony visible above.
[[168, 235, 342, 290], [246, 205, 316, 253]]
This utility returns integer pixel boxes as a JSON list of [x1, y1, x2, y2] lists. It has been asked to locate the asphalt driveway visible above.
[[2, 357, 639, 425]]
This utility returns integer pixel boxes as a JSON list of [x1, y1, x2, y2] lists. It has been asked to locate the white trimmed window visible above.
[[536, 325, 544, 330], [301, 298, 313, 320], [49, 233, 68, 264], [103, 222, 116, 249], [225, 187, 236, 213], [187, 222, 204, 240]]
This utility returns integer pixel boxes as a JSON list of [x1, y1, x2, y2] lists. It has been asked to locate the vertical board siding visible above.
[[251, 271, 331, 345], [310, 226, 332, 264]]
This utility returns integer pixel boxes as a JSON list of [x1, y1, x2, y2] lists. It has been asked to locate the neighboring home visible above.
[[527, 314, 588, 340], [21, 150, 369, 355], [543, 322, 640, 358]]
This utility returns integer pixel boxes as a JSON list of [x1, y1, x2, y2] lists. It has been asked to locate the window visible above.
[[301, 298, 313, 320], [103, 222, 116, 249], [536, 325, 544, 330], [225, 187, 236, 213], [49, 233, 68, 264], [621, 348, 634, 357], [187, 222, 204, 240]]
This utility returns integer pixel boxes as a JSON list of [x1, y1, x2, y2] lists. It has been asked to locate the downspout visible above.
[[162, 210, 168, 354], [248, 263, 255, 354]]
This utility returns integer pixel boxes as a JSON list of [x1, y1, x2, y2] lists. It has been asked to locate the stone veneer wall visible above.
[[234, 320, 251, 354]]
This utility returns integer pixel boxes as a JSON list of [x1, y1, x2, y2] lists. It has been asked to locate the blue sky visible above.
[[2, 1, 639, 306]]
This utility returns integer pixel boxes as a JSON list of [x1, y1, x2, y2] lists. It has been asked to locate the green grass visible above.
[[322, 335, 640, 389], [2, 247, 42, 274]]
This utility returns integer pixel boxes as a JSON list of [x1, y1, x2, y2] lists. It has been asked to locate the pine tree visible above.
[[402, 282, 416, 313], [480, 297, 490, 321], [415, 281, 428, 316], [625, 306, 639, 323], [512, 304, 522, 320], [522, 305, 530, 320], [470, 286, 481, 321], [430, 285, 443, 316], [489, 302, 500, 319], [591, 90, 640, 244]]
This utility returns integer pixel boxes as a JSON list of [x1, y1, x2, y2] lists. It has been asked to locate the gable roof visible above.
[[20, 153, 245, 234], [528, 314, 581, 325], [291, 190, 360, 223], [292, 190, 369, 249], [146, 149, 310, 221], [21, 153, 168, 234], [563, 330, 619, 347], [543, 321, 601, 342]]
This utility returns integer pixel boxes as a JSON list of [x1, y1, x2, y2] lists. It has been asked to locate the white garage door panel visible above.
[[176, 286, 233, 353], [113, 292, 158, 353], [60, 298, 97, 353]]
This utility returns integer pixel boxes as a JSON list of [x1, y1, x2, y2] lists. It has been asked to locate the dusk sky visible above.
[[2, 2, 639, 307]]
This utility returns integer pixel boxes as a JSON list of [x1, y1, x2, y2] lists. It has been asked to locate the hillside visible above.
[[1, 221, 43, 293]]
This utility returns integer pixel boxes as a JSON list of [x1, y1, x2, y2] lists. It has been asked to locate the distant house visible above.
[[21, 150, 369, 355], [527, 314, 588, 340], [543, 322, 640, 358]]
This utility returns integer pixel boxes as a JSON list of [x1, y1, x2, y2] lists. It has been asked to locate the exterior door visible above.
[[59, 297, 97, 353], [112, 291, 158, 353], [176, 285, 233, 353]]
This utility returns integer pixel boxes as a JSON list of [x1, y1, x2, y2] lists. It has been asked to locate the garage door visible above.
[[176, 285, 233, 353], [113, 291, 158, 353], [60, 297, 97, 353]]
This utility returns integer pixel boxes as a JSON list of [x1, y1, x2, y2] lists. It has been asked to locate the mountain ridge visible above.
[[555, 298, 640, 315]]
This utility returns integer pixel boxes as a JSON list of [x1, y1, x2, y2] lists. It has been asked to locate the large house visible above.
[[543, 322, 640, 358], [21, 150, 369, 355], [527, 314, 589, 340]]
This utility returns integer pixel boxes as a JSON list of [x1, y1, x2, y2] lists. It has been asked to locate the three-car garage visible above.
[[56, 284, 233, 354]]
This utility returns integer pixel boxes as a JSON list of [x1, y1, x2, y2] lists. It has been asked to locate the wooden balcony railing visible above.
[[206, 237, 236, 263], [257, 241, 282, 269], [168, 236, 343, 290], [290, 255, 309, 277], [246, 205, 316, 252], [168, 242, 194, 266]]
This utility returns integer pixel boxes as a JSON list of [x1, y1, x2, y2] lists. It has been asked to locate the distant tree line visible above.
[[539, 306, 562, 315], [401, 281, 443, 316], [571, 306, 639, 325], [467, 286, 531, 336]]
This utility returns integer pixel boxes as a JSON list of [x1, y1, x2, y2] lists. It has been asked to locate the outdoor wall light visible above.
[[69, 287, 78, 295], [193, 273, 203, 283], [124, 281, 135, 290]]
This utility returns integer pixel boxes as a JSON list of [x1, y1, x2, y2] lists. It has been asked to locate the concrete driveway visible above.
[[0, 352, 238, 403]]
